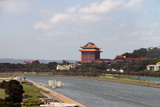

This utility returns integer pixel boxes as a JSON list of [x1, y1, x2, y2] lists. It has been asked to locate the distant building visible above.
[[56, 64, 75, 70], [78, 42, 150, 65], [100, 59, 114, 63], [114, 55, 149, 63], [23, 60, 40, 64], [147, 62, 160, 71], [79, 42, 102, 64], [114, 55, 125, 63]]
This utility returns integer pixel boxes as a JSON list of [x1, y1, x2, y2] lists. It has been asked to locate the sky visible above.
[[0, 0, 160, 60]]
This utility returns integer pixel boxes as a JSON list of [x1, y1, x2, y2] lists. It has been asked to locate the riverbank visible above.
[[26, 79, 85, 107], [95, 76, 160, 88], [0, 72, 160, 88], [59, 75, 160, 88]]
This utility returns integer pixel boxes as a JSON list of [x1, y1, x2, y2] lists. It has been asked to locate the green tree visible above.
[[5, 80, 24, 103], [48, 62, 57, 70]]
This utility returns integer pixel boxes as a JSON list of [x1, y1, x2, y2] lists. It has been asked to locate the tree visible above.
[[122, 47, 160, 58], [0, 80, 8, 89], [48, 62, 57, 70], [5, 80, 24, 103]]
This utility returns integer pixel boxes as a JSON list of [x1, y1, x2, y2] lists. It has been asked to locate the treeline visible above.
[[70, 61, 160, 77], [122, 47, 160, 58], [0, 60, 160, 77], [109, 58, 159, 72], [52, 61, 160, 77], [52, 62, 108, 77], [0, 62, 57, 72], [52, 63, 106, 77], [51, 69, 102, 77]]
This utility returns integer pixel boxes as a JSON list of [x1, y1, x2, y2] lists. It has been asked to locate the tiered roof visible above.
[[80, 42, 101, 49], [79, 42, 102, 52]]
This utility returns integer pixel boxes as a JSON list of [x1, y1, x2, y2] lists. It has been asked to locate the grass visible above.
[[96, 76, 160, 88], [22, 83, 46, 107], [0, 72, 49, 78], [0, 73, 13, 78], [22, 84, 45, 100], [0, 88, 8, 99], [0, 83, 45, 106]]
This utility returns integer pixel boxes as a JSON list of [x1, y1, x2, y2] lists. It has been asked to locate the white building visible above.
[[56, 64, 75, 70], [147, 62, 160, 71]]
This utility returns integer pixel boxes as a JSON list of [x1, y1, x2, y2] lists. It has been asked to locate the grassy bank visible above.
[[0, 72, 50, 78], [22, 84, 45, 101], [0, 81, 45, 107], [22, 83, 45, 107], [95, 76, 160, 88]]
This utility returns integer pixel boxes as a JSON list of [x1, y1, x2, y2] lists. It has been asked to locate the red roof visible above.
[[79, 49, 101, 52], [23, 60, 40, 64], [100, 59, 112, 61], [80, 42, 101, 49], [114, 55, 125, 60], [125, 58, 149, 60]]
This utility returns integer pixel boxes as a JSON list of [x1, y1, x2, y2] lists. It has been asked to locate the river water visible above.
[[26, 76, 160, 107], [140, 77, 160, 82]]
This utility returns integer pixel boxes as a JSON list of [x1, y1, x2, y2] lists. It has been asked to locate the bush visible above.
[[0, 101, 21, 107]]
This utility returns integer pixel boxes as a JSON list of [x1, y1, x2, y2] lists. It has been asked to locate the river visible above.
[[140, 77, 160, 82], [26, 76, 160, 107]]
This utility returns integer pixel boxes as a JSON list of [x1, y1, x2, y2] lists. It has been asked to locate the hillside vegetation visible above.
[[122, 47, 160, 58]]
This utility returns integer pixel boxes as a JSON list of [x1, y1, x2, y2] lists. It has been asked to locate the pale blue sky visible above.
[[0, 0, 160, 60]]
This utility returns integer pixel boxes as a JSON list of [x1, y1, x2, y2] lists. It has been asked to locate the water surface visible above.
[[26, 76, 160, 107], [140, 77, 160, 82]]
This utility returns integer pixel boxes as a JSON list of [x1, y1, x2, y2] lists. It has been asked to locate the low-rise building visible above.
[[147, 62, 160, 71], [114, 55, 150, 63], [56, 64, 75, 70], [23, 60, 40, 64]]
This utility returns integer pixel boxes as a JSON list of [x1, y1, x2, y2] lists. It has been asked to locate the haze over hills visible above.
[[0, 58, 76, 64]]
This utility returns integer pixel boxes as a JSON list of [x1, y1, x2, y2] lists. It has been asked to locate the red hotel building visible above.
[[79, 42, 102, 64], [78, 42, 149, 65]]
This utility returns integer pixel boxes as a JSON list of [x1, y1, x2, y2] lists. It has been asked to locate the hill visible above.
[[122, 47, 160, 58]]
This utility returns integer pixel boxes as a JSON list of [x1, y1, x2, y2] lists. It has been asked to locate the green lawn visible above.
[[0, 73, 13, 78], [22, 83, 46, 107], [0, 83, 45, 106], [22, 84, 45, 100], [97, 76, 160, 87], [0, 72, 50, 78], [0, 88, 8, 99]]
